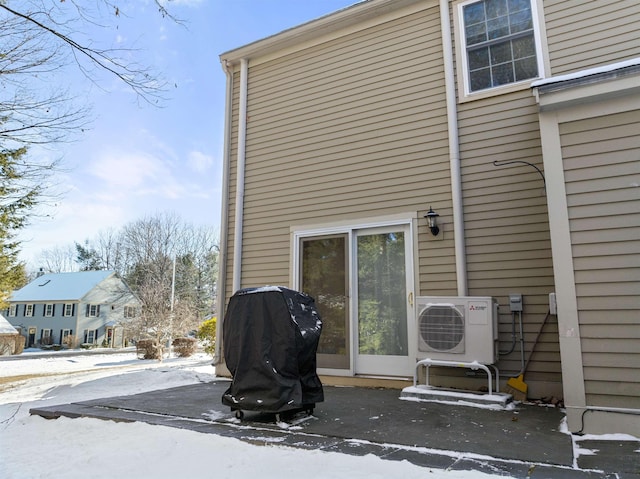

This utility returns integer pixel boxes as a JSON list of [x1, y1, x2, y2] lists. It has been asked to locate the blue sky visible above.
[[18, 0, 358, 268]]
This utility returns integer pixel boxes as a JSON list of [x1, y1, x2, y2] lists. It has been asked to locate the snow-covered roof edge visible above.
[[532, 57, 640, 88], [0, 314, 18, 335]]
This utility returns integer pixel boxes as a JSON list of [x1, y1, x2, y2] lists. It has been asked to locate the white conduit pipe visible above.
[[439, 0, 468, 296], [214, 59, 234, 364], [232, 58, 249, 294]]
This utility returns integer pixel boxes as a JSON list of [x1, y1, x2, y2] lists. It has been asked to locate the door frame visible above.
[[292, 213, 418, 378]]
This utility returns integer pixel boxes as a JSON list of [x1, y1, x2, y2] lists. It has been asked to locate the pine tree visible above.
[[0, 147, 35, 305]]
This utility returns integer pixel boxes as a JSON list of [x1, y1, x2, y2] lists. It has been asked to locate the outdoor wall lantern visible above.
[[425, 207, 440, 236]]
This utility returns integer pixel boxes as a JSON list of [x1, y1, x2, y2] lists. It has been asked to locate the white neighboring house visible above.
[[6, 271, 141, 349]]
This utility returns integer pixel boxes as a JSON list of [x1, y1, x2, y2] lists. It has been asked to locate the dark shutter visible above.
[[96, 305, 101, 316], [86, 304, 90, 317]]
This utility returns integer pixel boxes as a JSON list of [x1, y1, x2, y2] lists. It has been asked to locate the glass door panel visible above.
[[355, 226, 412, 376], [301, 235, 349, 369]]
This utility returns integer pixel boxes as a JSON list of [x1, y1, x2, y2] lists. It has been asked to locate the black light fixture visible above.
[[425, 206, 440, 236]]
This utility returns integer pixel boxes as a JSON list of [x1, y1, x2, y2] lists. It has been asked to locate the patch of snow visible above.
[[0, 351, 539, 479]]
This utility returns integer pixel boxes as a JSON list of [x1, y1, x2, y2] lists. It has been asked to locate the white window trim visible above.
[[25, 304, 34, 317], [44, 304, 54, 317], [453, 0, 548, 102], [9, 304, 16, 317], [64, 304, 73, 317]]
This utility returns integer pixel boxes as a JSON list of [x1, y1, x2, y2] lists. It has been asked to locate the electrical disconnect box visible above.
[[509, 294, 523, 312], [549, 292, 557, 315]]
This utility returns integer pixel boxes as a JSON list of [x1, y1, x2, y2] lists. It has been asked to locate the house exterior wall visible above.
[[6, 302, 80, 347], [544, 0, 640, 75], [218, 0, 638, 409], [219, 0, 566, 397], [560, 110, 640, 411], [535, 64, 640, 434]]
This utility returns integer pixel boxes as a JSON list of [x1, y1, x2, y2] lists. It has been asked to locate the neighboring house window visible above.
[[64, 304, 74, 317], [9, 304, 16, 317], [84, 329, 97, 344], [61, 329, 73, 347], [40, 329, 52, 345], [44, 304, 54, 317], [86, 304, 101, 317], [124, 306, 136, 318], [25, 304, 34, 317], [457, 0, 543, 95]]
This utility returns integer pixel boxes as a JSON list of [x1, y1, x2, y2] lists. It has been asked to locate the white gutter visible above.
[[439, 0, 467, 296], [214, 59, 234, 364], [232, 58, 249, 294]]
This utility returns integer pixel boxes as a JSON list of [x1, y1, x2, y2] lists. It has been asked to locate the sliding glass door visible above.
[[299, 223, 414, 377]]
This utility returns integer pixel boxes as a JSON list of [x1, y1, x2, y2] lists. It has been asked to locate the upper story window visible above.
[[124, 306, 137, 319], [64, 304, 74, 317], [9, 304, 16, 317], [25, 304, 34, 317], [86, 304, 101, 317], [457, 0, 544, 97], [44, 304, 54, 317]]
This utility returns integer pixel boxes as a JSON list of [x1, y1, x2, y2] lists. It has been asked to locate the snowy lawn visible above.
[[0, 350, 549, 478]]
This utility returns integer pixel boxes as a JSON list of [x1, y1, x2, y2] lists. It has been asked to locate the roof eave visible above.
[[219, 0, 421, 64]]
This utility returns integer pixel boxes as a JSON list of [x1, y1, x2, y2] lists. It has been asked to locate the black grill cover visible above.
[[222, 286, 324, 413]]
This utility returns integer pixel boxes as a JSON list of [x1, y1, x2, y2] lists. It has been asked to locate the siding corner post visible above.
[[536, 107, 587, 432], [439, 0, 467, 296]]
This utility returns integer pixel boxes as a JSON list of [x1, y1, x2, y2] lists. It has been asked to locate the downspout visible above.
[[232, 58, 249, 293], [213, 59, 234, 365], [439, 0, 468, 296]]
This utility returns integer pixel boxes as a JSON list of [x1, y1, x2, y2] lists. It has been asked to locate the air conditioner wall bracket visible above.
[[413, 358, 500, 395]]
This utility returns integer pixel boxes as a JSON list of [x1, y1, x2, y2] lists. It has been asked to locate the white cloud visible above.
[[188, 150, 214, 173], [88, 151, 167, 189]]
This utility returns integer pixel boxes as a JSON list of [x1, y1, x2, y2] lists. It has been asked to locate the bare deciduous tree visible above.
[[1, 1, 178, 293], [35, 243, 77, 273]]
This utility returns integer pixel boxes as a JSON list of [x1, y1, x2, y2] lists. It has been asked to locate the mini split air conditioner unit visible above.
[[416, 296, 499, 365]]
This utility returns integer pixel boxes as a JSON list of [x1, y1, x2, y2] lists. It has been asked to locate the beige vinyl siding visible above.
[[455, 87, 561, 391], [544, 0, 640, 76], [231, 7, 457, 292], [560, 109, 640, 409]]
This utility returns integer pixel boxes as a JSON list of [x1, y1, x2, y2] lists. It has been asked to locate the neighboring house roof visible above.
[[10, 271, 115, 302], [0, 314, 18, 335]]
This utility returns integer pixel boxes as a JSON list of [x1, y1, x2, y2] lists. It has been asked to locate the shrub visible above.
[[13, 336, 25, 355], [136, 339, 161, 360], [0, 336, 15, 355], [197, 317, 217, 357], [172, 337, 197, 357], [63, 335, 76, 349]]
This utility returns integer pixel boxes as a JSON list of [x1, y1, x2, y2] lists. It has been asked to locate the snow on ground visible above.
[[0, 349, 517, 479]]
